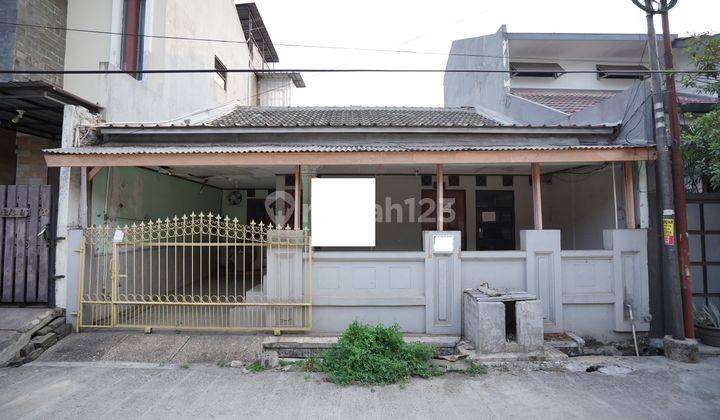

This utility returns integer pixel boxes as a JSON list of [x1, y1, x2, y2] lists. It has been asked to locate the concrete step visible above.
[[0, 307, 69, 367], [263, 334, 461, 358], [544, 332, 586, 356]]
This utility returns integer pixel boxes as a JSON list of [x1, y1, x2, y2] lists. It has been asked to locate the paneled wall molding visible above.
[[521, 229, 564, 333], [423, 231, 462, 334]]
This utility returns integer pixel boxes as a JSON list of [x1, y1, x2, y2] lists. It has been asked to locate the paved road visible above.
[[1, 356, 719, 419]]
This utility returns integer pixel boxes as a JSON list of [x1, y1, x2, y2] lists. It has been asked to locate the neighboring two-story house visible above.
[[0, 0, 302, 309], [443, 26, 718, 337]]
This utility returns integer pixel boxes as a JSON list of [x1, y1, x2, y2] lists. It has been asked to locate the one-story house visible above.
[[46, 105, 654, 341]]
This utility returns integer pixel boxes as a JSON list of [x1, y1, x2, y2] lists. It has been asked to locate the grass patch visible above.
[[278, 359, 295, 367], [247, 361, 264, 373], [465, 360, 488, 376], [299, 356, 320, 372], [216, 360, 227, 368], [319, 321, 441, 386], [180, 362, 190, 369]]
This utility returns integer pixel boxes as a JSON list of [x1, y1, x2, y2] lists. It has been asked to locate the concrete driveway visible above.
[[1, 350, 719, 419], [34, 330, 266, 365]]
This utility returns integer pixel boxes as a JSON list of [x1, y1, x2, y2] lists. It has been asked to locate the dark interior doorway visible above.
[[246, 197, 273, 225], [476, 190, 515, 250]]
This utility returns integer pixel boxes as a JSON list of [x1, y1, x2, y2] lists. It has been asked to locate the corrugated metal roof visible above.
[[44, 143, 647, 155], [236, 3, 279, 63], [0, 81, 100, 140]]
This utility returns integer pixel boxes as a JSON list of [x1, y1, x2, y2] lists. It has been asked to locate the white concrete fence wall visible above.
[[64, 228, 649, 341], [310, 229, 649, 341]]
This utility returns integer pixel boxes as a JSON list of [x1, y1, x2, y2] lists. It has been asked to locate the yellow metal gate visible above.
[[78, 213, 312, 333]]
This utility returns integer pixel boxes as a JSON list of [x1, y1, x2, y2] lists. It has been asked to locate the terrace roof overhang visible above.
[[43, 122, 656, 168], [0, 81, 100, 140]]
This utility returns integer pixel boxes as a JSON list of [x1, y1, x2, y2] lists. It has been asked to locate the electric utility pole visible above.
[[632, 0, 685, 339], [660, 0, 695, 339]]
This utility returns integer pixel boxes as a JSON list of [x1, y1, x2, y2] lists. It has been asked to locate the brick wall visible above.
[[12, 0, 68, 87], [15, 134, 51, 185], [0, 0, 18, 83]]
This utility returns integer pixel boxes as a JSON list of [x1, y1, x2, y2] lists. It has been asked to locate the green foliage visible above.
[[694, 301, 720, 328], [681, 34, 720, 190], [247, 361, 264, 373], [216, 360, 226, 368], [180, 362, 190, 369], [682, 109, 720, 189], [682, 34, 720, 97], [299, 356, 320, 372], [319, 321, 440, 386], [465, 360, 488, 376]]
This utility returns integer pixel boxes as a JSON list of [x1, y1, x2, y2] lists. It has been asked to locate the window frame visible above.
[[214, 56, 228, 90], [120, 0, 146, 80]]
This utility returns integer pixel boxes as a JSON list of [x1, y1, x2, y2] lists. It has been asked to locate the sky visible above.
[[246, 0, 719, 107]]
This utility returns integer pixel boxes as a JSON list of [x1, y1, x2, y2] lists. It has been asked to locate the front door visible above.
[[476, 190, 515, 250], [421, 189, 466, 250]]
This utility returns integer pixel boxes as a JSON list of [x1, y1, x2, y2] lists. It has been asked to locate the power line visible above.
[[0, 20, 503, 59], [0, 20, 667, 64], [0, 68, 713, 75]]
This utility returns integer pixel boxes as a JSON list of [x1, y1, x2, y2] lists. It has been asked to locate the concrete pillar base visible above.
[[663, 335, 699, 363]]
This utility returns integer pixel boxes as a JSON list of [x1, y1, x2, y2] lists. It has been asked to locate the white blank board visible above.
[[311, 178, 376, 247]]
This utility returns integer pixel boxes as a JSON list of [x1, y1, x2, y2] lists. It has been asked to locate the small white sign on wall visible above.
[[311, 178, 376, 247], [433, 235, 454, 253]]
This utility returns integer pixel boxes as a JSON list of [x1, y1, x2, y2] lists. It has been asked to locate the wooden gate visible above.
[[0, 185, 52, 304], [78, 213, 312, 333]]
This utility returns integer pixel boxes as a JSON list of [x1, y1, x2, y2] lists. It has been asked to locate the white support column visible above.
[[638, 162, 650, 229], [301, 166, 317, 230], [55, 105, 95, 311], [274, 174, 286, 225]]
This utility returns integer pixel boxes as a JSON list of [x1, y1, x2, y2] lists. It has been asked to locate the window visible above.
[[121, 0, 146, 79], [509, 62, 565, 78], [596, 64, 650, 80], [214, 56, 228, 90]]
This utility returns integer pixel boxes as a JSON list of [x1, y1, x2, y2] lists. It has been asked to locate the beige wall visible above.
[[63, 0, 259, 122], [543, 165, 625, 249]]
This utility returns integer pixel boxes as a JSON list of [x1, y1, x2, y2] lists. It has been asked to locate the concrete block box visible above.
[[463, 293, 505, 353], [516, 300, 544, 351], [462, 289, 544, 354]]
